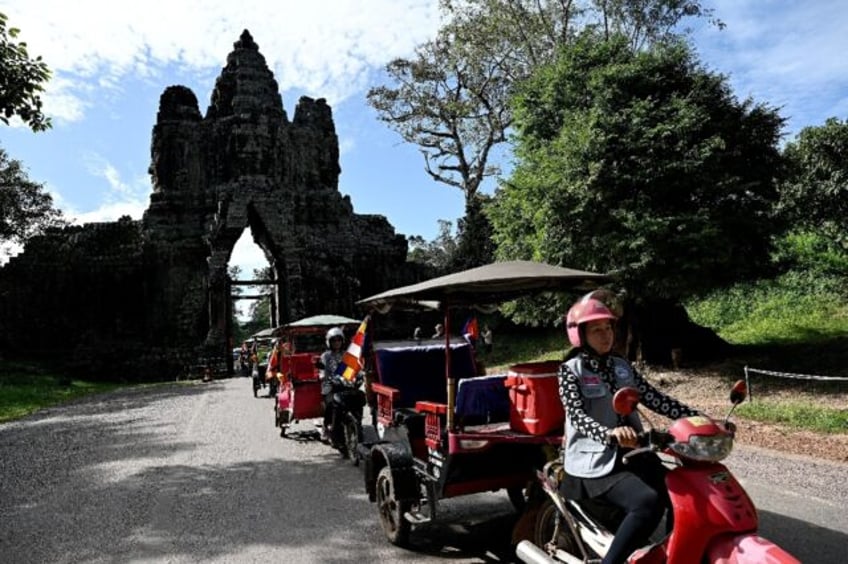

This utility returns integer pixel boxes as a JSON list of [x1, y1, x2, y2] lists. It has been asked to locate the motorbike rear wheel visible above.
[[376, 466, 411, 547]]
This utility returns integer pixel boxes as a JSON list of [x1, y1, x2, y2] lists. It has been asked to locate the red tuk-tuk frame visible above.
[[355, 260, 610, 546], [271, 314, 360, 437]]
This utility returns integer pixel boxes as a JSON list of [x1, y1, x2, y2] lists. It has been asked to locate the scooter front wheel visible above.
[[342, 415, 361, 465]]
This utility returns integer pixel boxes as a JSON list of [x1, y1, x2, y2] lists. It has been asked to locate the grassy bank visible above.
[[686, 269, 847, 433], [736, 400, 848, 433], [0, 362, 124, 423]]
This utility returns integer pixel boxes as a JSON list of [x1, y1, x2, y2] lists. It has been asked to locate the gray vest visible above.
[[563, 356, 643, 478]]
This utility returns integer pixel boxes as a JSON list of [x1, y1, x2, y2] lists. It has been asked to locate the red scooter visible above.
[[515, 381, 800, 564]]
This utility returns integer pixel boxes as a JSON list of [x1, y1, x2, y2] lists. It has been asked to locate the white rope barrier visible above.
[[744, 366, 848, 382], [743, 366, 848, 401]]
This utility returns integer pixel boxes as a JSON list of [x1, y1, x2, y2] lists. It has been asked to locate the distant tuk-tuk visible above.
[[355, 260, 609, 546], [270, 314, 360, 437]]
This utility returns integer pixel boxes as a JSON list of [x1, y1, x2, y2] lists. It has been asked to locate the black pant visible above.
[[599, 456, 668, 564], [322, 391, 334, 430]]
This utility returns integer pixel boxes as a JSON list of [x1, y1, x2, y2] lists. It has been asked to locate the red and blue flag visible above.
[[462, 316, 479, 341], [336, 316, 369, 382]]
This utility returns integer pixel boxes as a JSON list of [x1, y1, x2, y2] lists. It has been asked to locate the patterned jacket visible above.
[[559, 351, 698, 478]]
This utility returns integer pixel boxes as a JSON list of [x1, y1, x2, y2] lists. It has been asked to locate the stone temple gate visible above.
[[0, 31, 421, 379]]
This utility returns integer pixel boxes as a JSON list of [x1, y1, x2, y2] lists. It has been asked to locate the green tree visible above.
[[490, 36, 784, 312], [407, 219, 459, 272], [369, 1, 718, 269], [0, 12, 51, 131], [0, 146, 65, 255], [451, 194, 495, 271], [780, 117, 848, 245], [242, 266, 273, 335], [588, 0, 723, 50]]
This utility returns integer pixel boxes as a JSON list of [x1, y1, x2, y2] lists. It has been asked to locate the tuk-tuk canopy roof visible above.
[[357, 260, 611, 311], [272, 314, 361, 337], [249, 327, 276, 340]]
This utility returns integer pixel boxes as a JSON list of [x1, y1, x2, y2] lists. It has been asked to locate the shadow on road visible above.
[[3, 379, 841, 563], [0, 380, 529, 563], [759, 509, 847, 564]]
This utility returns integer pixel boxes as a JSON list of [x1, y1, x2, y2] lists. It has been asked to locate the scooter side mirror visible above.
[[729, 380, 747, 405], [612, 387, 640, 416]]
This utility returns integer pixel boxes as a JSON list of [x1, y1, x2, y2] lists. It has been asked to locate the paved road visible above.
[[1, 378, 845, 563]]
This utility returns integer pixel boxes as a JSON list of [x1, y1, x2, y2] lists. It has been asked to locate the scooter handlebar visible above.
[[606, 429, 675, 463]]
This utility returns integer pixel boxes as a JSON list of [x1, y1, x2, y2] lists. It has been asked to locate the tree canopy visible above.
[[0, 12, 51, 131], [780, 117, 848, 245], [0, 147, 65, 254], [368, 1, 719, 271], [489, 36, 784, 312]]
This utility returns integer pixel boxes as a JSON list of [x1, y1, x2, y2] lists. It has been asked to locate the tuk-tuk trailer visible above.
[[271, 314, 360, 437]]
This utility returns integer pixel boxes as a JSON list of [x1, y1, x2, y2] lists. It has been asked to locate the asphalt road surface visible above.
[[1, 377, 845, 563]]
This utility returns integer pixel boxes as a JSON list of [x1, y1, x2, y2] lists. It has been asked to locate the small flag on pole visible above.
[[336, 316, 369, 382], [462, 316, 479, 342]]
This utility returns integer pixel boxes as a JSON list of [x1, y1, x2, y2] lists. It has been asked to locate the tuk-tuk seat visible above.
[[455, 374, 510, 428], [373, 341, 476, 409]]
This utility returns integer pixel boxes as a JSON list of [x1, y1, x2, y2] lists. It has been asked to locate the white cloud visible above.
[[3, 0, 441, 122], [52, 155, 150, 224], [694, 0, 848, 136], [68, 200, 148, 225]]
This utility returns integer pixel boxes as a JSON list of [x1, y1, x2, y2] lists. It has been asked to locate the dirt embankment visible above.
[[641, 365, 848, 465]]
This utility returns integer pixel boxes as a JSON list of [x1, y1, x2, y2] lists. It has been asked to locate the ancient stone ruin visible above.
[[0, 30, 420, 380]]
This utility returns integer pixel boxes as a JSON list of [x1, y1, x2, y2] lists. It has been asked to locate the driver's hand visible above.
[[608, 426, 639, 448]]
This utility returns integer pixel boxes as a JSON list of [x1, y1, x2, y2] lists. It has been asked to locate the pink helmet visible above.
[[566, 296, 617, 347]]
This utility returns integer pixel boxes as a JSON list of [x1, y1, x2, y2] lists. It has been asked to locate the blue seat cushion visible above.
[[375, 342, 476, 409], [455, 374, 510, 425]]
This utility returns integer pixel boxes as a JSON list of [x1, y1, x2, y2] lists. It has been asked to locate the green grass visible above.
[[0, 363, 125, 423], [674, 268, 848, 434], [737, 401, 848, 434], [685, 270, 847, 346], [482, 328, 568, 372]]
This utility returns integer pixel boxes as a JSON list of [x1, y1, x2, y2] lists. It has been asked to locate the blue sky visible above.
[[2, 0, 848, 285]]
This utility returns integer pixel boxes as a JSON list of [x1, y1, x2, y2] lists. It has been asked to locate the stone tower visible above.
[[0, 31, 417, 379]]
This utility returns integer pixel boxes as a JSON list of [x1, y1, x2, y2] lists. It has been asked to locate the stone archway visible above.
[[0, 31, 418, 379]]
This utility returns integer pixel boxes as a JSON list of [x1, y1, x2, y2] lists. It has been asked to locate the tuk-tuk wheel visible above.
[[376, 466, 411, 546]]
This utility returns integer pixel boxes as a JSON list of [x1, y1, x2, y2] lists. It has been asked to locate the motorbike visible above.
[[515, 380, 800, 564], [325, 374, 367, 464], [251, 363, 264, 397]]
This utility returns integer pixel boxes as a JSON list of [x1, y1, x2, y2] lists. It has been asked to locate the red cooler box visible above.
[[505, 360, 564, 435]]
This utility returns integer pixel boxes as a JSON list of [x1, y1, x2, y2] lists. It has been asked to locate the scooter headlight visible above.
[[669, 434, 733, 462]]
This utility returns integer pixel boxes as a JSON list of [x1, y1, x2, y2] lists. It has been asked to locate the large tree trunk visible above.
[[624, 298, 732, 367]]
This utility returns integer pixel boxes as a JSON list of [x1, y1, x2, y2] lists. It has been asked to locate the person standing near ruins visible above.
[[481, 324, 493, 354]]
